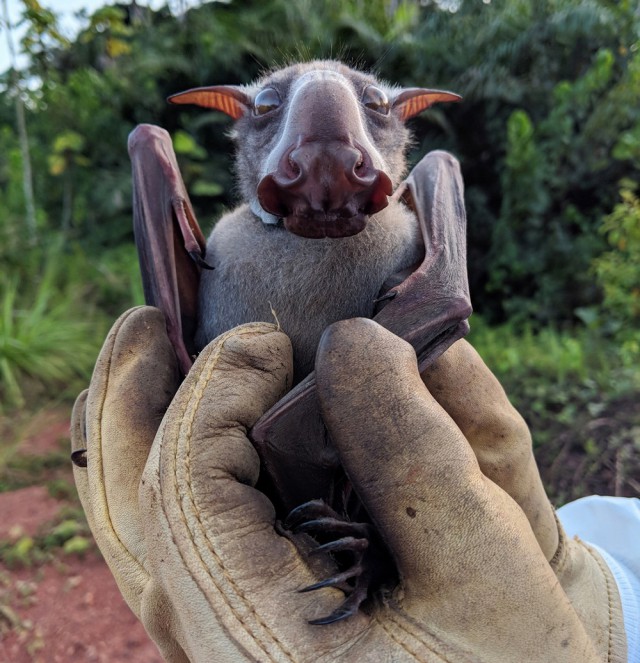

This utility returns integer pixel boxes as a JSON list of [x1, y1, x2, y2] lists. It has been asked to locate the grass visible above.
[[0, 239, 109, 411], [0, 515, 92, 569], [467, 314, 638, 439], [469, 315, 612, 384], [468, 315, 640, 503]]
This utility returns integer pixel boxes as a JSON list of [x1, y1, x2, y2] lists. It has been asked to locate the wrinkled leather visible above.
[[420, 339, 627, 660], [72, 308, 626, 662], [420, 338, 559, 560]]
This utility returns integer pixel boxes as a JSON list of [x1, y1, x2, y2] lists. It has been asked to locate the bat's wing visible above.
[[251, 150, 472, 512], [375, 149, 471, 370], [254, 374, 342, 514], [128, 124, 209, 376]]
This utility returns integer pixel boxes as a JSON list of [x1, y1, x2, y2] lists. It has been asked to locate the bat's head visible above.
[[169, 61, 460, 239]]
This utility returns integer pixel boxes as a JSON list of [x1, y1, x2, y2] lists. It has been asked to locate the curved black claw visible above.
[[308, 583, 369, 625], [285, 498, 341, 528], [309, 536, 369, 557], [286, 499, 371, 539], [294, 517, 371, 539], [286, 499, 380, 625], [299, 563, 364, 594]]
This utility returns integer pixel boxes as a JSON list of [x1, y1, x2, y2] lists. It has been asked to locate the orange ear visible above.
[[393, 88, 461, 121], [167, 85, 251, 120]]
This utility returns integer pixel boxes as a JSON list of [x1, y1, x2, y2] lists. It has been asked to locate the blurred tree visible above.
[[1, 0, 41, 239], [399, 0, 640, 322]]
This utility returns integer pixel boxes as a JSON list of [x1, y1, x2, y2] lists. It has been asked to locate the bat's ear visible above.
[[392, 88, 461, 121], [167, 85, 251, 120]]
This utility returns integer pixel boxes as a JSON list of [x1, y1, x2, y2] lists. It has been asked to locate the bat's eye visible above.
[[253, 88, 281, 116], [362, 85, 390, 115]]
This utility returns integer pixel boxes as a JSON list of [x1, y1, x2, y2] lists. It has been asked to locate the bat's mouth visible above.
[[257, 141, 393, 239], [282, 211, 370, 239]]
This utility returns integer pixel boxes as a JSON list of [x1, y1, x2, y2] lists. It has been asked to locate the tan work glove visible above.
[[420, 337, 628, 655], [71, 308, 626, 662]]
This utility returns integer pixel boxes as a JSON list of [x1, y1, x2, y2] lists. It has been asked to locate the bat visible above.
[[128, 60, 471, 624]]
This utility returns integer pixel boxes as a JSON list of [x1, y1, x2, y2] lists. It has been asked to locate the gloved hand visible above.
[[71, 308, 626, 662]]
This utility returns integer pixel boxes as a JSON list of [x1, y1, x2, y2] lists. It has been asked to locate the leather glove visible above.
[[71, 308, 626, 662], [420, 337, 628, 657]]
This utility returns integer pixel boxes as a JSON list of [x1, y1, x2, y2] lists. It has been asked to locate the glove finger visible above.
[[316, 319, 478, 588], [420, 339, 558, 559], [420, 338, 532, 480], [315, 319, 557, 602], [317, 320, 600, 663], [141, 323, 369, 657], [82, 306, 180, 605]]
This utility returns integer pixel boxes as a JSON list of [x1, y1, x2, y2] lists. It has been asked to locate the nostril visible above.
[[355, 155, 364, 171], [288, 154, 301, 176]]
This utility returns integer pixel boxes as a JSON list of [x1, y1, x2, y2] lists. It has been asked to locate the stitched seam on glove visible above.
[[382, 607, 465, 662], [97, 307, 149, 580], [581, 542, 617, 663], [174, 325, 296, 662], [549, 509, 568, 573], [382, 618, 441, 661]]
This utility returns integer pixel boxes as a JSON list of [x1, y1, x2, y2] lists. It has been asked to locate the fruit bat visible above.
[[128, 60, 472, 624]]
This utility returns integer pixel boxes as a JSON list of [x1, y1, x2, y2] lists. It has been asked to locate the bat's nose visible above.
[[257, 140, 392, 239], [289, 141, 363, 183]]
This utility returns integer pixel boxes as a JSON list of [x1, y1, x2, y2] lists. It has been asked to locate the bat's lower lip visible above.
[[283, 213, 368, 239]]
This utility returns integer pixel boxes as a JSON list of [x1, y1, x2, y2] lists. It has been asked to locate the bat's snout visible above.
[[257, 140, 392, 239]]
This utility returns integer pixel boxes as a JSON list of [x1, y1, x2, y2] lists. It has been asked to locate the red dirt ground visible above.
[[0, 410, 163, 663]]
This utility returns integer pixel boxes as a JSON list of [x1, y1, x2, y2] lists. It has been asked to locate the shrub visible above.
[[592, 181, 640, 364], [0, 238, 107, 410]]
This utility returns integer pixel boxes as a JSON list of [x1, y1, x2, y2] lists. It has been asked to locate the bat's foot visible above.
[[285, 499, 391, 625]]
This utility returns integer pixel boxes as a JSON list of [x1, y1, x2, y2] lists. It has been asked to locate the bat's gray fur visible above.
[[195, 61, 425, 381]]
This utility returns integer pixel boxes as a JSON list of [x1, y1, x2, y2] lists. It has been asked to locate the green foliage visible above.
[[0, 518, 92, 568], [591, 182, 640, 362], [46, 478, 76, 500], [0, 442, 69, 493], [594, 183, 640, 319], [0, 239, 107, 410], [45, 519, 82, 546], [469, 316, 609, 386], [469, 315, 640, 503], [489, 109, 549, 318], [399, 1, 640, 322], [1, 537, 36, 568], [62, 535, 91, 556]]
